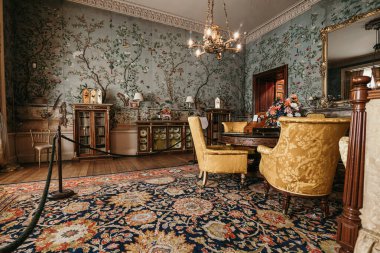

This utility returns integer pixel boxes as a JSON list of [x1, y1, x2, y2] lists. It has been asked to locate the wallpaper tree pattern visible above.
[[245, 0, 380, 114], [8, 0, 245, 126]]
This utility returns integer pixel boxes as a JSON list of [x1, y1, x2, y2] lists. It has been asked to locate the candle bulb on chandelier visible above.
[[195, 49, 202, 57], [233, 31, 240, 40], [236, 44, 242, 51], [188, 38, 194, 48]]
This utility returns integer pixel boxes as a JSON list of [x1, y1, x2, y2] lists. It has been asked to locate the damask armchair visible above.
[[222, 122, 248, 133], [188, 117, 248, 186], [257, 116, 350, 216]]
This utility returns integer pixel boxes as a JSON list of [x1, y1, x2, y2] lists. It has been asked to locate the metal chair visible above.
[[30, 130, 56, 168]]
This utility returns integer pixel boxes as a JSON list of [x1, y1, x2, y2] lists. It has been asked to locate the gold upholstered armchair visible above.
[[222, 122, 248, 133], [257, 116, 350, 216], [188, 117, 248, 186]]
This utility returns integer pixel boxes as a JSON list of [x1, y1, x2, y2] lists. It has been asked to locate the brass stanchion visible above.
[[48, 125, 75, 200]]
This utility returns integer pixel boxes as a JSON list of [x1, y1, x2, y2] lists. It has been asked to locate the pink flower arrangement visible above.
[[266, 94, 304, 127]]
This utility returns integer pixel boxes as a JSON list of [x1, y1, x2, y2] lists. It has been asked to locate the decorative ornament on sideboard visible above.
[[365, 16, 380, 89], [188, 0, 243, 60]]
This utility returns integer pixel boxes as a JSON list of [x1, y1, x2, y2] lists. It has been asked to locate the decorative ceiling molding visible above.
[[66, 0, 206, 33], [246, 0, 321, 43]]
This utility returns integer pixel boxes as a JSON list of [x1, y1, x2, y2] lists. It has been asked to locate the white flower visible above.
[[287, 113, 293, 117], [295, 112, 301, 117], [290, 103, 298, 108]]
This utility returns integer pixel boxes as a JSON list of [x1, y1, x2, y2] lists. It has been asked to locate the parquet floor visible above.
[[0, 152, 194, 184]]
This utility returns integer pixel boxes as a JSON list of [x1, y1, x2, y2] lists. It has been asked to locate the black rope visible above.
[[61, 133, 193, 157], [0, 136, 57, 253]]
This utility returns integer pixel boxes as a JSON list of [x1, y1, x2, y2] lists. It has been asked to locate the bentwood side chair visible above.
[[30, 129, 57, 168]]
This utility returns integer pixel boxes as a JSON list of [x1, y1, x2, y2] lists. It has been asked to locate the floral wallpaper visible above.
[[6, 0, 245, 128], [245, 0, 380, 114]]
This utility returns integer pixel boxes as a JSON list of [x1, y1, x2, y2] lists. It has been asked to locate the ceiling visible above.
[[120, 0, 302, 34], [328, 12, 380, 63]]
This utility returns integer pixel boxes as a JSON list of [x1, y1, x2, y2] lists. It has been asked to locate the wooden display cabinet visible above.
[[136, 121, 192, 154], [72, 104, 112, 159], [206, 109, 231, 145]]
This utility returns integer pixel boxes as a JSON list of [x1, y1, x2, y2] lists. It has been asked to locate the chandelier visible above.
[[188, 0, 242, 60]]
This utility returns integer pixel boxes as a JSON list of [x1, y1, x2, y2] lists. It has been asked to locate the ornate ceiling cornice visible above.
[[246, 0, 321, 43], [66, 0, 206, 34]]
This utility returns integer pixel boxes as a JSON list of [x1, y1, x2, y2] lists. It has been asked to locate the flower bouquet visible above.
[[161, 107, 172, 120], [266, 94, 303, 127]]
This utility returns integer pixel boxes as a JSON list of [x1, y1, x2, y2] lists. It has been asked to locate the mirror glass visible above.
[[325, 11, 380, 101]]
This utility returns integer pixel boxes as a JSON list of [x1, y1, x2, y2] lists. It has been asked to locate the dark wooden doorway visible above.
[[252, 65, 288, 114]]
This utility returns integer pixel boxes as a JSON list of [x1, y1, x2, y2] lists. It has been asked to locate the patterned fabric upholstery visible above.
[[188, 117, 248, 174], [339, 136, 349, 168], [258, 117, 350, 197], [222, 122, 248, 133], [306, 113, 326, 118]]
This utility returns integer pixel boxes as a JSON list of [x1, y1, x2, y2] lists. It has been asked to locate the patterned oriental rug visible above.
[[0, 165, 341, 253]]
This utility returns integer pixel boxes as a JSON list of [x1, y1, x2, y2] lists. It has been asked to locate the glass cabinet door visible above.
[[94, 112, 106, 154], [152, 126, 167, 151], [185, 126, 192, 149], [168, 126, 182, 150], [78, 111, 91, 155]]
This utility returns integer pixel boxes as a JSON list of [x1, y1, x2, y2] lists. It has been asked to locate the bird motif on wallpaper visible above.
[[117, 92, 130, 107]]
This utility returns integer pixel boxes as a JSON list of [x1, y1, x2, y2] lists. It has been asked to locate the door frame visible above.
[[252, 64, 288, 114]]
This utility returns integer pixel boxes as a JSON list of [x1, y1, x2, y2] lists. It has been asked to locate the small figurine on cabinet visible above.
[[90, 89, 97, 104], [215, 97, 221, 109], [97, 89, 103, 104], [82, 88, 90, 104]]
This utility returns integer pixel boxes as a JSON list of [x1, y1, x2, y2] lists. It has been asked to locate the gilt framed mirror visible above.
[[321, 8, 380, 105]]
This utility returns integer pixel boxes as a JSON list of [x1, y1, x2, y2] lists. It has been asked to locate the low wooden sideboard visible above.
[[136, 120, 193, 154]]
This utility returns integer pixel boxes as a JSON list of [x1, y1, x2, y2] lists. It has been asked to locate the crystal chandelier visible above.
[[188, 0, 242, 60]]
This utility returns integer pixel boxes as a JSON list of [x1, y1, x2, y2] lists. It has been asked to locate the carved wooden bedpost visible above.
[[336, 76, 370, 253]]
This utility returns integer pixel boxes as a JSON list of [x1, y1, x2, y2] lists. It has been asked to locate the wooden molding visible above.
[[367, 89, 380, 100], [67, 0, 205, 34], [246, 0, 321, 43], [336, 76, 370, 253]]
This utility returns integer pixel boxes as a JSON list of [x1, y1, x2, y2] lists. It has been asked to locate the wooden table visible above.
[[220, 132, 279, 148]]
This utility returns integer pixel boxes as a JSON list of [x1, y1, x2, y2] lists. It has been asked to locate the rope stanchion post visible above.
[[48, 125, 75, 200]]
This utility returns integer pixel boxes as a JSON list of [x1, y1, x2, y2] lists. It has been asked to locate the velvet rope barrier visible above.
[[0, 136, 57, 253]]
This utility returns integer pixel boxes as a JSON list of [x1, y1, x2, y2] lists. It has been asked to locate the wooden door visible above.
[[256, 78, 275, 113], [253, 65, 288, 114]]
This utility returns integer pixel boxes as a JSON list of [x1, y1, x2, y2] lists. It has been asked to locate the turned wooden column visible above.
[[336, 76, 370, 253]]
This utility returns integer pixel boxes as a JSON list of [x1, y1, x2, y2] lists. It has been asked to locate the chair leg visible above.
[[38, 150, 41, 168], [320, 196, 330, 218], [240, 174, 246, 185], [263, 180, 270, 198], [202, 172, 208, 187], [198, 170, 203, 179], [282, 193, 291, 215]]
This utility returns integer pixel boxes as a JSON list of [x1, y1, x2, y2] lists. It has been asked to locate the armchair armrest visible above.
[[257, 145, 273, 155]]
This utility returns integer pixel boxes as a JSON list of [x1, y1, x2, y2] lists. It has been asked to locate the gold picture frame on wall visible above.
[[320, 7, 380, 102]]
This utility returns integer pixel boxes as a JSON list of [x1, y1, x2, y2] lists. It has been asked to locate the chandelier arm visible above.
[[223, 1, 232, 38], [210, 0, 214, 25]]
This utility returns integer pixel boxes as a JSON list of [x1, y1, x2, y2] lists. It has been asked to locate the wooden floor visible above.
[[0, 153, 194, 184]]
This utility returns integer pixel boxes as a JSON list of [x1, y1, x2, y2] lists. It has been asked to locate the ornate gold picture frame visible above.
[[320, 7, 380, 100]]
